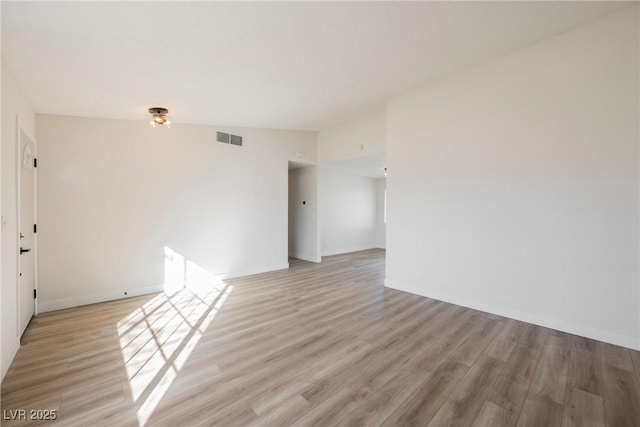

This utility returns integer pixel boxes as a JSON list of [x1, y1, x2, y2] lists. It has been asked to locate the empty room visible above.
[[1, 1, 639, 426]]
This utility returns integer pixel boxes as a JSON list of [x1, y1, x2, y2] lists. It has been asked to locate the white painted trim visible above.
[[38, 263, 290, 312], [1, 337, 20, 382], [384, 279, 640, 351], [322, 244, 377, 257], [38, 284, 164, 313], [217, 263, 290, 279], [289, 252, 321, 263]]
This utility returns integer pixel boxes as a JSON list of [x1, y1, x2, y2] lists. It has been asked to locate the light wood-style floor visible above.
[[2, 249, 640, 426]]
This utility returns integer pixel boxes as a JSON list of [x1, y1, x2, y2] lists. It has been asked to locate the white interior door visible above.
[[19, 129, 36, 336]]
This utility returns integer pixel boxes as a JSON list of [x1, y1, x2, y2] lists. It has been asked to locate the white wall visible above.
[[288, 166, 320, 262], [374, 178, 386, 248], [36, 114, 316, 312], [317, 109, 386, 164], [1, 66, 37, 380], [385, 7, 639, 349], [319, 167, 378, 256], [317, 109, 387, 256]]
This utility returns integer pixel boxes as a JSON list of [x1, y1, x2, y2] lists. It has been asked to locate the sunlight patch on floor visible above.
[[117, 247, 232, 426]]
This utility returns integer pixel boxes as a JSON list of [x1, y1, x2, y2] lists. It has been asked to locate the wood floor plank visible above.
[[487, 344, 541, 424], [495, 318, 525, 343], [528, 334, 571, 404], [246, 380, 311, 416], [380, 359, 470, 426], [561, 388, 605, 427], [631, 349, 640, 391], [601, 363, 640, 427], [471, 401, 511, 427], [450, 317, 503, 367], [291, 386, 357, 426], [1, 249, 639, 426], [567, 335, 603, 397], [246, 394, 310, 427], [338, 367, 430, 427], [427, 354, 503, 426], [601, 339, 640, 427], [517, 396, 564, 427], [601, 341, 634, 372], [485, 337, 517, 362]]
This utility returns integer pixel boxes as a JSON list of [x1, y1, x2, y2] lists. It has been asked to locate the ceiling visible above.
[[2, 1, 631, 131]]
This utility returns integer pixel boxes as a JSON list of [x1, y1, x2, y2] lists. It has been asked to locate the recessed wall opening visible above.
[[318, 153, 386, 259], [288, 161, 320, 263]]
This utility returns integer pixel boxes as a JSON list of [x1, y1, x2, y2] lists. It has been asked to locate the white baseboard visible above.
[[38, 284, 164, 313], [289, 252, 321, 263], [384, 279, 640, 351], [1, 337, 20, 382], [38, 263, 291, 313], [322, 244, 378, 257], [217, 263, 290, 279]]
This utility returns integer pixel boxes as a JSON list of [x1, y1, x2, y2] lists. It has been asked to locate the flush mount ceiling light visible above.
[[149, 107, 170, 128]]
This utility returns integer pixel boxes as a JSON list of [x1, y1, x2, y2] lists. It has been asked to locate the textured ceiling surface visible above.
[[2, 1, 630, 131]]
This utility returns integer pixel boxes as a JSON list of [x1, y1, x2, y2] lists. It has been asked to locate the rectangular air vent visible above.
[[217, 131, 243, 147], [216, 131, 230, 144]]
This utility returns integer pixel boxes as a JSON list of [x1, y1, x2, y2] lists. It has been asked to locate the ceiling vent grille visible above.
[[217, 131, 243, 147]]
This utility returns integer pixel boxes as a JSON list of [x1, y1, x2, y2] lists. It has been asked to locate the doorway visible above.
[[317, 153, 387, 257], [18, 126, 37, 336], [287, 162, 320, 263]]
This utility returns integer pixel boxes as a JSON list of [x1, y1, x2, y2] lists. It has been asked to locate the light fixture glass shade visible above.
[[149, 107, 170, 128]]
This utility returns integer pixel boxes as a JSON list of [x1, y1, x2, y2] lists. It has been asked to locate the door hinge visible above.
[[34, 289, 37, 299], [33, 224, 37, 234], [34, 158, 38, 168]]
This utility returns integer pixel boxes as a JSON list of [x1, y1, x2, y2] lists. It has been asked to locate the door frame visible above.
[[15, 116, 38, 334]]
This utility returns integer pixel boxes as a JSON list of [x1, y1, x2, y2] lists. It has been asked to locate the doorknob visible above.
[[20, 247, 31, 254]]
